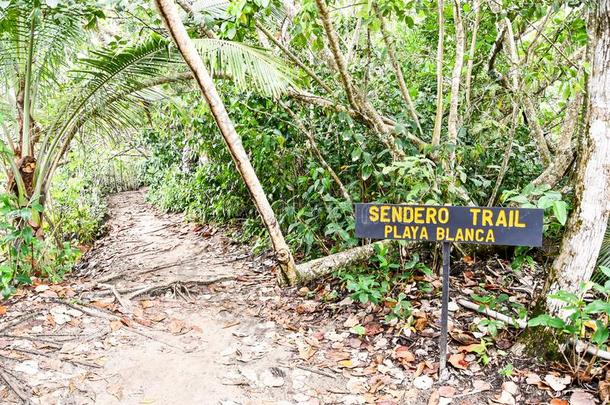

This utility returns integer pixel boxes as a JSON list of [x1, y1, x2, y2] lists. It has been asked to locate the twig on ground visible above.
[[99, 283, 132, 313], [0, 369, 30, 404], [0, 310, 44, 333], [295, 364, 336, 378]]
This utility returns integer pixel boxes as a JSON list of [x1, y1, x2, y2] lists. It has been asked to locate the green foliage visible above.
[[528, 274, 610, 358], [0, 193, 80, 298]]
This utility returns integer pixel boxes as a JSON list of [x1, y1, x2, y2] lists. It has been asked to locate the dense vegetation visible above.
[[1, 0, 609, 377]]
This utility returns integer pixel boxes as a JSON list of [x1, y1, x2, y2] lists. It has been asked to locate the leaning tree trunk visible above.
[[545, 0, 610, 315], [154, 0, 298, 285]]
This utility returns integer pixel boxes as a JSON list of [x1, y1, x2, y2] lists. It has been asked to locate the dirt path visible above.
[[1, 190, 420, 405]]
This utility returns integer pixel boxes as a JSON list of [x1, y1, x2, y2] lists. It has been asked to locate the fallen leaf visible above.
[[458, 342, 485, 353], [472, 379, 492, 391], [338, 359, 354, 368], [545, 374, 571, 392], [493, 390, 515, 405], [569, 390, 595, 405], [448, 353, 469, 370], [295, 301, 318, 314], [549, 399, 568, 405], [0, 306, 6, 316], [365, 322, 383, 336], [413, 375, 433, 390], [297, 344, 317, 361], [438, 386, 456, 398], [110, 320, 123, 331], [168, 319, 188, 335], [414, 317, 428, 331], [502, 381, 519, 396], [394, 346, 415, 362]]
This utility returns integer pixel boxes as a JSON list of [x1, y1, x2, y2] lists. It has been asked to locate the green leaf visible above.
[[591, 321, 609, 346], [584, 300, 610, 315], [527, 314, 566, 329], [552, 200, 568, 225]]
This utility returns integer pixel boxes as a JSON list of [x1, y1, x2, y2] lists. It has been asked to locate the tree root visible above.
[[126, 276, 235, 300]]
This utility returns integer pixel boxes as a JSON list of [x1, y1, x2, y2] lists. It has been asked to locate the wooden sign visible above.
[[355, 204, 544, 247], [354, 203, 544, 380]]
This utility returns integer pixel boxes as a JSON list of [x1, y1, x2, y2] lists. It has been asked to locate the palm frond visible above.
[[193, 38, 296, 98], [597, 222, 610, 268]]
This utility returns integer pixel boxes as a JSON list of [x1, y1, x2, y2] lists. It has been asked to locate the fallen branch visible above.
[[296, 241, 392, 282], [456, 298, 610, 361], [99, 283, 132, 313]]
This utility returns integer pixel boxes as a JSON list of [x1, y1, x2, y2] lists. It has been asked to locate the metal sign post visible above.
[[438, 242, 451, 380], [354, 203, 543, 380]]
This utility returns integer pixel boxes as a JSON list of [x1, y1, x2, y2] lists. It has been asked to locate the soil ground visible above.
[[0, 190, 598, 404]]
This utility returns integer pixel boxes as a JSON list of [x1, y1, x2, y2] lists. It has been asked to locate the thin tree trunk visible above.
[[546, 0, 610, 315], [488, 105, 519, 206], [314, 0, 404, 159], [487, 1, 552, 166], [447, 0, 465, 174], [530, 92, 584, 188], [464, 0, 480, 117], [431, 0, 445, 147], [375, 6, 423, 136], [154, 0, 298, 285], [255, 21, 334, 95], [280, 102, 352, 203]]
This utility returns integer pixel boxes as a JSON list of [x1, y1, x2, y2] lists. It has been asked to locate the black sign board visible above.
[[354, 203, 544, 380], [355, 203, 543, 247]]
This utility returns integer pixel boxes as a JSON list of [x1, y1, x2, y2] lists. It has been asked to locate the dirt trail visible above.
[[0, 190, 361, 405]]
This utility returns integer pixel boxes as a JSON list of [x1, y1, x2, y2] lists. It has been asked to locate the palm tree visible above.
[[0, 0, 294, 232]]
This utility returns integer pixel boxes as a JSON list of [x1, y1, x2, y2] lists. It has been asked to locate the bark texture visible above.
[[447, 0, 464, 173], [314, 0, 404, 159], [546, 0, 610, 314], [154, 0, 298, 285], [296, 241, 391, 282], [376, 6, 423, 136], [431, 0, 445, 147]]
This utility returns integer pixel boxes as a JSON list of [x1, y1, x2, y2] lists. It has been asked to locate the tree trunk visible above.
[[447, 0, 464, 174], [297, 241, 391, 282], [375, 6, 423, 136], [545, 0, 610, 315], [313, 0, 405, 160], [154, 0, 298, 285], [431, 0, 445, 147], [464, 0, 480, 117]]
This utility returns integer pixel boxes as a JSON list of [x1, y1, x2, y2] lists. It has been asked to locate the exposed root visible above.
[[126, 276, 235, 300]]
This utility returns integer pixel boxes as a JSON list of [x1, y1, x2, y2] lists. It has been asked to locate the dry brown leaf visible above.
[[394, 346, 415, 362], [414, 317, 427, 331], [365, 322, 383, 336], [0, 306, 6, 316], [438, 386, 456, 398], [168, 319, 187, 335], [110, 320, 123, 331], [549, 399, 568, 405], [298, 344, 317, 361], [599, 380, 610, 403], [448, 353, 469, 370]]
